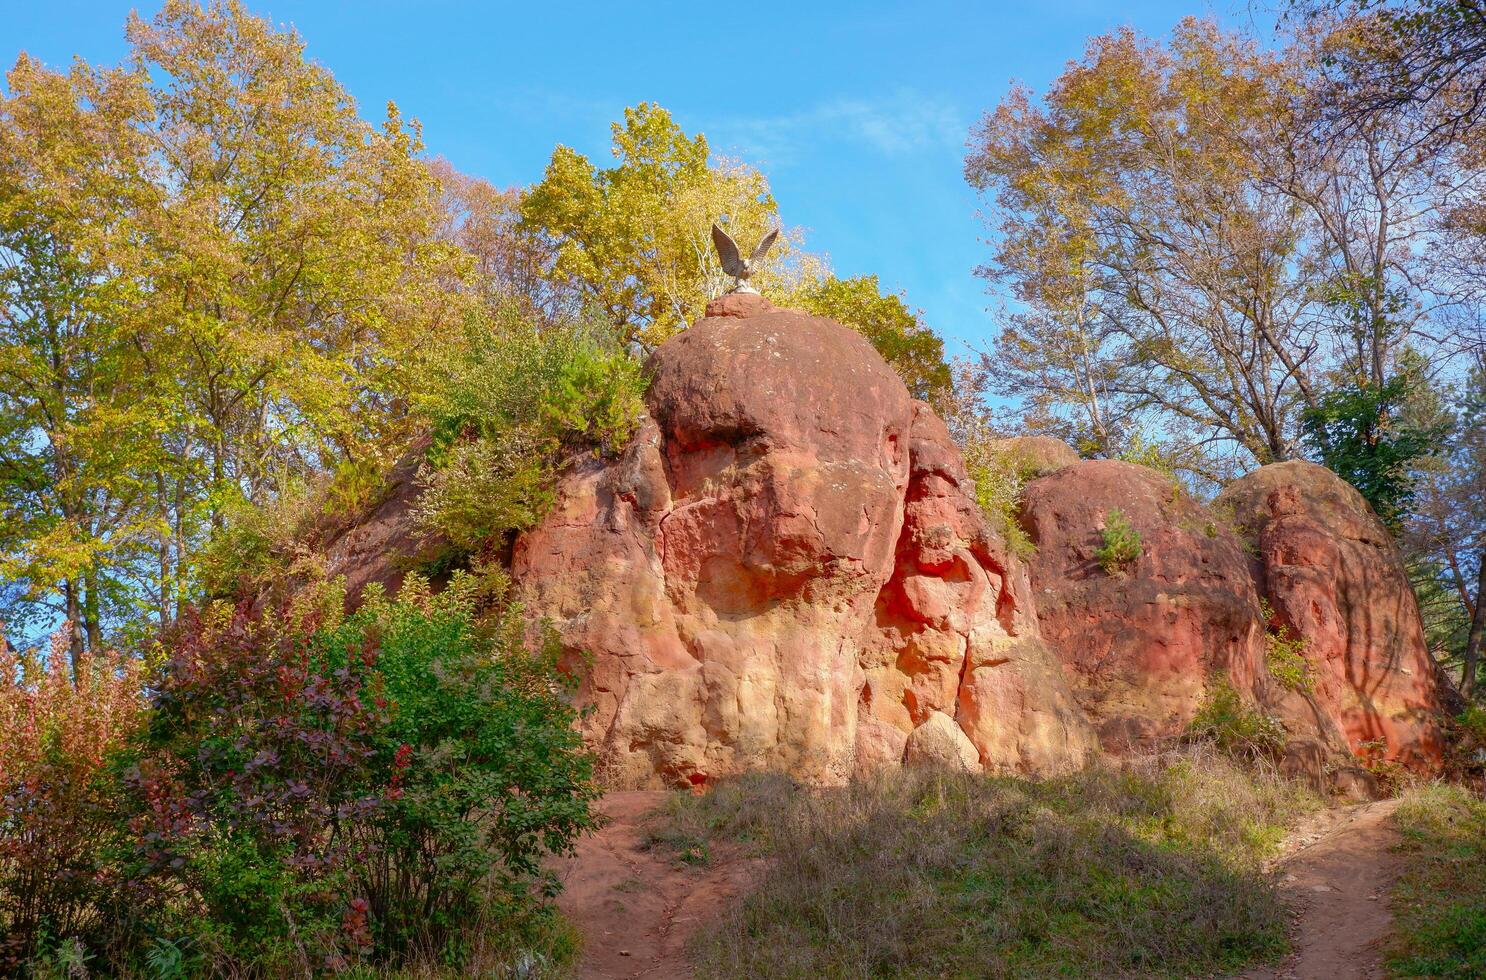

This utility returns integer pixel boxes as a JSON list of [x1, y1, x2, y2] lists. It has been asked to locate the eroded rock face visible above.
[[512, 294, 1096, 788], [859, 408, 1097, 777], [1019, 460, 1268, 751], [1216, 461, 1446, 770], [1019, 457, 1444, 779]]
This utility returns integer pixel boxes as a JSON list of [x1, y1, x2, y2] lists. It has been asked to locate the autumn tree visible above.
[[520, 103, 800, 350], [428, 158, 575, 320], [0, 1, 469, 649], [1294, 0, 1486, 139], [967, 18, 1473, 484], [0, 54, 162, 660], [967, 22, 1323, 478]]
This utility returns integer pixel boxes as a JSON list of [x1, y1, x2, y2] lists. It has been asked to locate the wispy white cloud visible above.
[[710, 91, 969, 167]]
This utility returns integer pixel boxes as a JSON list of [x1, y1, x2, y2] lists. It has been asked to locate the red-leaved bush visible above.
[[122, 578, 597, 973], [0, 624, 145, 970]]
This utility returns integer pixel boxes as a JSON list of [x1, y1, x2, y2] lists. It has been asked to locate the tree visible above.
[[967, 22, 1323, 478], [786, 274, 954, 404], [1294, 0, 1486, 140], [0, 1, 469, 650], [0, 53, 161, 661], [520, 103, 799, 350], [1404, 366, 1486, 694], [428, 158, 575, 320], [967, 18, 1473, 486], [1301, 369, 1447, 529]]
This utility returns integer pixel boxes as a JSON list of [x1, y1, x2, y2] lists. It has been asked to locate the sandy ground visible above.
[[554, 791, 760, 980], [1241, 798, 1403, 980]]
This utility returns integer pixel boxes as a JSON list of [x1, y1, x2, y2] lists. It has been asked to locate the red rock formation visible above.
[[1019, 456, 1444, 779], [1019, 460, 1268, 750], [1216, 461, 1446, 770], [512, 294, 1096, 788], [317, 297, 1444, 790]]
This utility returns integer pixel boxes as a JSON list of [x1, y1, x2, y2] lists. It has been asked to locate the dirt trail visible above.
[[1241, 798, 1403, 980], [554, 791, 759, 980]]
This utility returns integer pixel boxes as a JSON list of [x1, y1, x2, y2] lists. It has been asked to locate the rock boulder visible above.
[[1019, 460, 1268, 750], [1216, 461, 1446, 770], [512, 294, 1097, 787]]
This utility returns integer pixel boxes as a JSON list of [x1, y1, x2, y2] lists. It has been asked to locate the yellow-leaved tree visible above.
[[0, 0, 471, 654], [520, 103, 806, 350]]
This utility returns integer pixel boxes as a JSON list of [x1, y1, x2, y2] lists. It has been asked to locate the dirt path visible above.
[[1241, 798, 1403, 980], [554, 791, 760, 980]]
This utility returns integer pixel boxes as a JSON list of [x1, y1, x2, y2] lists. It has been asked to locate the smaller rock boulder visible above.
[[1216, 460, 1446, 771], [904, 711, 984, 772], [1019, 460, 1267, 751]]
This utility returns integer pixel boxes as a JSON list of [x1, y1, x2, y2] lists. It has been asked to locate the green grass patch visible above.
[[656, 749, 1317, 979], [1387, 783, 1486, 978]]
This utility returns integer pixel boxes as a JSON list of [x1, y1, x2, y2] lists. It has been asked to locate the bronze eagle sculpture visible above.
[[711, 223, 779, 294]]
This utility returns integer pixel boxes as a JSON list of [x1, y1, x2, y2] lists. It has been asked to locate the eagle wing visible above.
[[748, 228, 780, 269], [712, 224, 746, 278]]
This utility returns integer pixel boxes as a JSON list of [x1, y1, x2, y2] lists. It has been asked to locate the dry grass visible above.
[[653, 747, 1318, 979], [1387, 783, 1486, 978]]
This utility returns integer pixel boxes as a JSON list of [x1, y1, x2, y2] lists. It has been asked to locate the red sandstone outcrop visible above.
[[1019, 456, 1444, 776], [512, 294, 1097, 788], [1216, 461, 1446, 769], [316, 299, 1445, 790], [1019, 460, 1269, 750]]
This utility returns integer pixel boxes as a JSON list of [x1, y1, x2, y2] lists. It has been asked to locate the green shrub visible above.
[[1259, 598, 1312, 692], [415, 427, 556, 554], [1095, 508, 1142, 575], [119, 574, 597, 974], [1187, 681, 1287, 761], [196, 482, 321, 598], [412, 309, 647, 563], [324, 456, 391, 516], [1449, 705, 1486, 784], [417, 308, 646, 466], [539, 339, 650, 455], [1118, 431, 1179, 479], [959, 433, 1038, 559]]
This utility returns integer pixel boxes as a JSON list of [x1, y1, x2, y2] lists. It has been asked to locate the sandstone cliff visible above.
[[322, 295, 1448, 791], [512, 294, 1097, 788]]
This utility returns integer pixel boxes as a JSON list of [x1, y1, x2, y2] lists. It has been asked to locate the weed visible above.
[[1355, 737, 1412, 796], [1386, 784, 1486, 978], [961, 440, 1038, 560], [1095, 508, 1142, 575], [1259, 598, 1312, 692], [658, 750, 1315, 979], [1187, 681, 1287, 761]]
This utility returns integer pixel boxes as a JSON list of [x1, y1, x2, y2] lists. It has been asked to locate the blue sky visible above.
[[6, 0, 1276, 354]]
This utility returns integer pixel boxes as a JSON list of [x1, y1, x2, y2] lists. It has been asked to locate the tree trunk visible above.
[[83, 565, 103, 655], [64, 577, 83, 682], [1463, 551, 1486, 697]]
